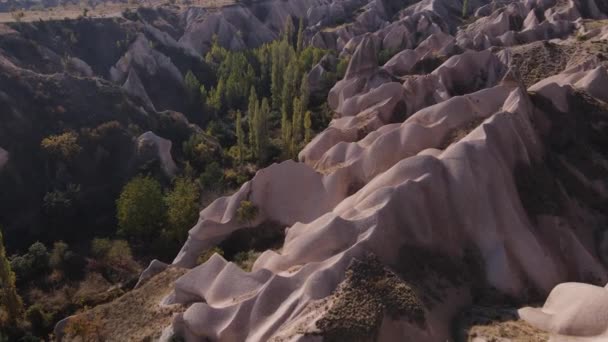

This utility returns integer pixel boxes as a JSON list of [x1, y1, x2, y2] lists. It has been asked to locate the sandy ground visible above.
[[457, 306, 549, 342], [62, 267, 188, 342], [0, 0, 234, 23]]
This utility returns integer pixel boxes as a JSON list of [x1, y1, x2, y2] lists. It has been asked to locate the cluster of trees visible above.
[[115, 174, 201, 257], [1, 15, 348, 342], [0, 228, 138, 340], [183, 17, 328, 169]]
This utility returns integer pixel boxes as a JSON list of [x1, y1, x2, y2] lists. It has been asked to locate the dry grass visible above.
[[467, 320, 549, 342], [456, 306, 549, 342], [63, 267, 188, 342], [582, 19, 608, 31], [0, 0, 234, 23]]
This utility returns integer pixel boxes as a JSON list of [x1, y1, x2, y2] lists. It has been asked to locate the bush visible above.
[[91, 238, 112, 260], [25, 304, 52, 335], [199, 162, 224, 190], [236, 200, 258, 224], [378, 49, 398, 66], [40, 132, 82, 161], [11, 242, 50, 282], [233, 250, 261, 272], [337, 58, 349, 79], [116, 176, 166, 240], [49, 241, 69, 270], [196, 247, 224, 265], [182, 134, 221, 170], [165, 177, 200, 244], [91, 239, 135, 270], [64, 313, 103, 341]]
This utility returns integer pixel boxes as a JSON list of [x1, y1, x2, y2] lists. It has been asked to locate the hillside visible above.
[[1, 0, 608, 341]]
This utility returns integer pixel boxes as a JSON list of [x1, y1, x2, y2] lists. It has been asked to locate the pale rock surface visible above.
[[519, 283, 608, 340], [136, 132, 178, 177], [0, 147, 8, 171], [145, 0, 608, 341], [122, 68, 155, 110]]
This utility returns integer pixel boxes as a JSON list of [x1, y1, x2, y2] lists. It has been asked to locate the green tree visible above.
[[291, 97, 303, 154], [199, 162, 224, 190], [337, 57, 349, 79], [281, 110, 292, 157], [91, 238, 136, 270], [300, 73, 310, 111], [304, 110, 312, 144], [296, 17, 304, 53], [0, 229, 24, 324], [282, 16, 295, 45], [165, 177, 200, 244], [9, 242, 50, 284], [257, 98, 271, 163], [248, 87, 259, 158], [207, 78, 224, 115], [41, 131, 82, 161], [116, 176, 166, 240], [236, 200, 258, 224], [49, 241, 69, 270], [235, 110, 245, 165], [281, 59, 299, 122], [26, 304, 52, 335], [184, 70, 201, 101], [271, 43, 283, 110], [462, 0, 469, 17]]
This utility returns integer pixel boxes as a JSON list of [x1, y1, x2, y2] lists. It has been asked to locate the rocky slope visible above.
[[134, 0, 608, 341], [2, 0, 607, 340]]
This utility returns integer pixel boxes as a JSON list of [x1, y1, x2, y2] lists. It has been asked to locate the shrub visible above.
[[64, 313, 103, 341], [196, 247, 224, 265], [165, 177, 200, 244], [91, 239, 135, 270], [378, 49, 398, 66], [0, 229, 24, 323], [116, 176, 166, 240], [184, 70, 201, 101], [49, 241, 69, 270], [199, 162, 224, 190], [25, 304, 52, 335], [236, 200, 258, 224], [182, 134, 220, 170], [233, 250, 261, 272], [90, 238, 112, 260], [41, 132, 82, 161], [337, 57, 350, 79], [11, 242, 50, 282]]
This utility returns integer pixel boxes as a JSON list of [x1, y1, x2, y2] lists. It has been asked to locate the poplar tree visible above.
[[0, 228, 24, 324], [271, 44, 282, 110], [292, 97, 303, 153], [248, 87, 259, 158], [300, 73, 310, 111], [296, 18, 305, 53], [236, 111, 245, 165], [281, 60, 298, 121], [281, 109, 292, 156], [304, 110, 312, 144], [283, 16, 294, 45], [258, 98, 271, 163]]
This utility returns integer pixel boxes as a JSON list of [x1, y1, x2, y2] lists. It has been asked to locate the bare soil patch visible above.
[[62, 267, 188, 342]]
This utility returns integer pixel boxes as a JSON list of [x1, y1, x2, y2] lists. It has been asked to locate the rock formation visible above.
[[2, 0, 607, 340], [136, 131, 179, 178], [152, 0, 608, 341], [0, 147, 7, 171]]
